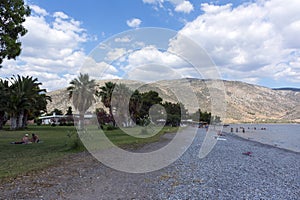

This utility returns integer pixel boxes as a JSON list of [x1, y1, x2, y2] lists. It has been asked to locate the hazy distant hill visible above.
[[273, 88, 300, 92], [47, 78, 300, 123]]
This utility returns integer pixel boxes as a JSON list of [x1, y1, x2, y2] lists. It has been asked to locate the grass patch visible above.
[[76, 125, 180, 151], [0, 125, 79, 179], [0, 125, 179, 180]]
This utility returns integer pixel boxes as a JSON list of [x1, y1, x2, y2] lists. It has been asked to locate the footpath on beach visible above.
[[1, 127, 299, 199]]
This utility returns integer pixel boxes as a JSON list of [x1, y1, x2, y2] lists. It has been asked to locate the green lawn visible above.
[[0, 125, 178, 180], [0, 126, 79, 179]]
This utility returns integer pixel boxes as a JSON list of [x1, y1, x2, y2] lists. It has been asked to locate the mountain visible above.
[[46, 78, 300, 123], [273, 88, 300, 92]]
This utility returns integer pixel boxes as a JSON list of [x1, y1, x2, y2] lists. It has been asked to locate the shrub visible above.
[[106, 124, 118, 130]]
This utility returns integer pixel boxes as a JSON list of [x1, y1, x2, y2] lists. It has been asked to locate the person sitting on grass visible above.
[[30, 133, 40, 143], [11, 134, 30, 144]]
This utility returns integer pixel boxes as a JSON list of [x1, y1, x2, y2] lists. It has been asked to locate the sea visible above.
[[222, 124, 300, 153]]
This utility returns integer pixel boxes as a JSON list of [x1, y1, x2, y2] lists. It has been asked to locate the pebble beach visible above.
[[1, 127, 299, 199]]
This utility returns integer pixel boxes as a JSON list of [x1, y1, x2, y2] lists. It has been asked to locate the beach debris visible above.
[[242, 151, 253, 156], [214, 136, 227, 141]]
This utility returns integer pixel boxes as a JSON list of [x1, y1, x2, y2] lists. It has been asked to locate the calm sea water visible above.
[[222, 124, 300, 153]]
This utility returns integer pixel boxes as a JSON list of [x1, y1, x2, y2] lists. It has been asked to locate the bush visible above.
[[65, 130, 85, 151], [106, 124, 118, 131]]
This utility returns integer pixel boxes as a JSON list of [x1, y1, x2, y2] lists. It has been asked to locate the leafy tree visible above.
[[0, 79, 9, 129], [67, 73, 97, 129], [64, 107, 74, 125], [201, 111, 211, 124], [211, 115, 222, 125], [162, 102, 187, 127], [66, 106, 73, 116], [139, 91, 162, 124], [0, 0, 31, 67], [49, 108, 63, 116], [96, 108, 111, 127], [190, 109, 221, 125]]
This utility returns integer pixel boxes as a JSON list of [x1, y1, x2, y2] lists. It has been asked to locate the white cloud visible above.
[[105, 48, 127, 62], [80, 57, 119, 80], [53, 12, 69, 19], [142, 0, 194, 14], [0, 5, 88, 91], [174, 1, 194, 13], [115, 36, 132, 43], [30, 5, 48, 16], [143, 0, 164, 9], [122, 46, 196, 82], [200, 3, 232, 14], [126, 18, 142, 28], [126, 46, 187, 68], [175, 0, 300, 85]]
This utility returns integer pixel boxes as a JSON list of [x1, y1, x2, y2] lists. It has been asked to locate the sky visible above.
[[1, 0, 300, 91]]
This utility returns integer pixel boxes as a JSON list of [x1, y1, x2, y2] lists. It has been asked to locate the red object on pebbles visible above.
[[242, 151, 252, 156]]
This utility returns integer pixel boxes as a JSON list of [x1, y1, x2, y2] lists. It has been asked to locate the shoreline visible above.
[[224, 130, 300, 155], [221, 123, 300, 153]]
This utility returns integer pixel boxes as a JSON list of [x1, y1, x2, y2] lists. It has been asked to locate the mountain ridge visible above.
[[273, 88, 300, 92], [46, 78, 300, 123]]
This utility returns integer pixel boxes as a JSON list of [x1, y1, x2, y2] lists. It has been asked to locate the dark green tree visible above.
[[97, 81, 116, 124], [66, 106, 73, 116], [129, 90, 142, 123], [140, 91, 162, 121], [162, 102, 187, 127], [49, 108, 63, 116], [0, 0, 31, 67], [0, 79, 9, 129]]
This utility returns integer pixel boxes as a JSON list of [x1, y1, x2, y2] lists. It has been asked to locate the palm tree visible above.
[[29, 92, 51, 127], [67, 73, 97, 130], [8, 75, 28, 130], [0, 79, 9, 129], [8, 75, 50, 130], [97, 81, 116, 124], [112, 83, 133, 127], [129, 90, 142, 124]]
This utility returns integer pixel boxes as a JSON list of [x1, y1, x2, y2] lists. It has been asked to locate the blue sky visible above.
[[1, 0, 300, 91]]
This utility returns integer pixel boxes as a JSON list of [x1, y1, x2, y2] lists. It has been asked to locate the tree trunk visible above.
[[10, 115, 17, 130], [18, 110, 24, 129], [109, 107, 116, 127], [78, 111, 85, 130], [0, 111, 5, 130], [22, 110, 29, 129]]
